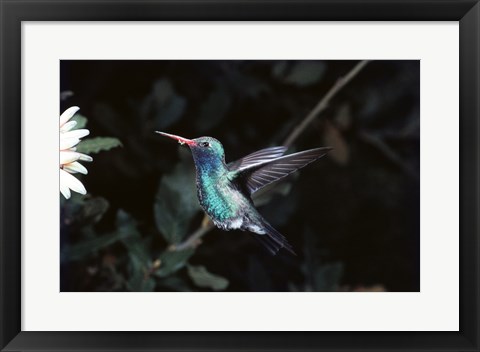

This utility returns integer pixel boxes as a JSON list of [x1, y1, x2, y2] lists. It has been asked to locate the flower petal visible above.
[[62, 129, 90, 140], [60, 184, 71, 199], [63, 161, 88, 175], [60, 171, 72, 199], [60, 137, 81, 151], [60, 151, 93, 165], [77, 153, 93, 162], [60, 106, 80, 127], [60, 120, 77, 133], [60, 151, 80, 165], [60, 169, 86, 195]]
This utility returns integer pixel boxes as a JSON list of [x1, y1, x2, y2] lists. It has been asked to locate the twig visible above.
[[358, 131, 419, 180], [170, 215, 214, 251], [172, 60, 370, 251], [283, 60, 370, 147]]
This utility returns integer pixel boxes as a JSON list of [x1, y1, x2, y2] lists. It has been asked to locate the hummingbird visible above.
[[156, 131, 331, 255]]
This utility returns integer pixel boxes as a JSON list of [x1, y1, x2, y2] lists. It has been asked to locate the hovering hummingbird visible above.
[[156, 131, 331, 255]]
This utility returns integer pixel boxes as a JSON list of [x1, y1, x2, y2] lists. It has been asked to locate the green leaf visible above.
[[195, 86, 232, 132], [284, 61, 326, 87], [118, 211, 156, 292], [187, 265, 229, 291], [152, 79, 187, 129], [156, 276, 192, 292], [125, 252, 156, 292], [76, 137, 122, 154], [62, 195, 109, 226], [82, 197, 109, 222], [141, 278, 156, 292], [62, 230, 133, 262], [122, 235, 151, 268], [313, 262, 344, 292], [126, 252, 156, 292], [61, 209, 136, 262], [143, 79, 187, 129], [154, 152, 201, 243], [71, 113, 88, 129], [155, 249, 194, 278], [115, 209, 144, 239]]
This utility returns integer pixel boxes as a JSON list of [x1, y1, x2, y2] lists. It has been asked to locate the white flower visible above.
[[60, 106, 92, 199]]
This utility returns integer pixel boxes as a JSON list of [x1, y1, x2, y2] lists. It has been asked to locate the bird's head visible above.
[[156, 131, 226, 167]]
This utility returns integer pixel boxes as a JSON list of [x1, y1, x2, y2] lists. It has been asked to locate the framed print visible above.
[[1, 0, 479, 351]]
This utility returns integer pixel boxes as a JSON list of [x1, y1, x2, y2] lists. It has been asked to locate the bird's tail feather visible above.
[[254, 221, 296, 256]]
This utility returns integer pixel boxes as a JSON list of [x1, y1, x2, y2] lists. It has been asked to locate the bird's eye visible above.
[[200, 141, 210, 148]]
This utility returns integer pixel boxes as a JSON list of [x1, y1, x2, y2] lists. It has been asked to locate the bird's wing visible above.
[[232, 147, 332, 195], [227, 146, 287, 171]]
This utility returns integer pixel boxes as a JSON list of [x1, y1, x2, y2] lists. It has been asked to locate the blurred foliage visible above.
[[60, 60, 419, 292], [187, 265, 229, 291], [71, 113, 88, 129], [154, 149, 200, 244], [77, 137, 123, 154], [69, 113, 123, 155]]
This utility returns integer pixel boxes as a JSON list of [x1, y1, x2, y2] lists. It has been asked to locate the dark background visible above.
[[60, 60, 419, 292]]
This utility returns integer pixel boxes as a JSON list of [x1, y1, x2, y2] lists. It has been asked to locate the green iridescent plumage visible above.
[[156, 131, 331, 255], [191, 137, 247, 225]]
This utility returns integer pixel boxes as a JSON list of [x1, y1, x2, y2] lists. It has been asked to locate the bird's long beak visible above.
[[155, 131, 195, 146]]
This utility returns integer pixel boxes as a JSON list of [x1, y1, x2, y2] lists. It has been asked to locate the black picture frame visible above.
[[1, 1, 478, 351]]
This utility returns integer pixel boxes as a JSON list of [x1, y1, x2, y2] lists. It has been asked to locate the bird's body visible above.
[[196, 168, 265, 235], [156, 132, 331, 255]]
